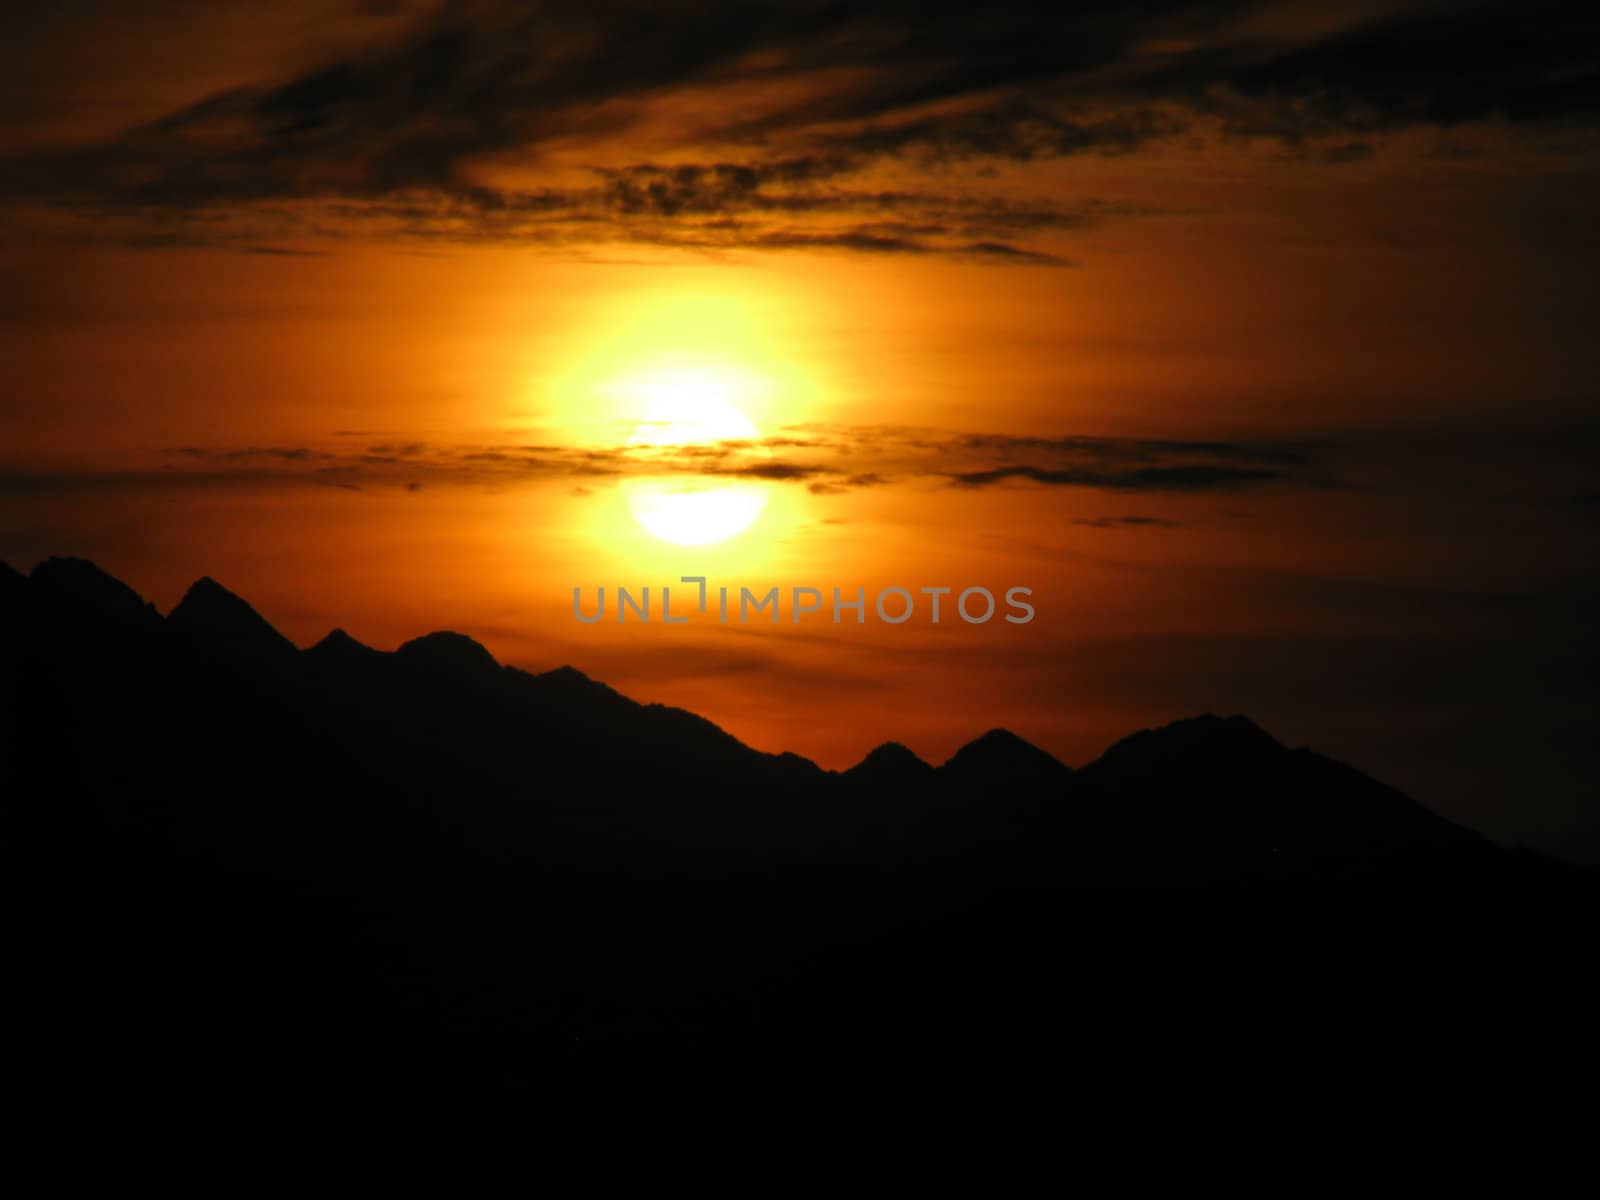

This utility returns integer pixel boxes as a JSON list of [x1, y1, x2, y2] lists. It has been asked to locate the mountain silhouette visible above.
[[394, 629, 501, 676], [845, 741, 934, 783], [167, 575, 298, 661], [305, 626, 385, 665], [6, 557, 1591, 1112], [7, 554, 1579, 881], [942, 727, 1073, 783], [24, 555, 162, 636]]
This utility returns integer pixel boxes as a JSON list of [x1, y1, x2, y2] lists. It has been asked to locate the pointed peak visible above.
[[395, 630, 499, 675], [521, 662, 630, 709], [533, 664, 626, 698], [172, 576, 256, 618], [846, 741, 933, 778], [867, 740, 928, 764], [967, 728, 1031, 750], [168, 575, 296, 658], [180, 575, 227, 601], [306, 627, 383, 661], [27, 557, 162, 632], [943, 728, 1069, 776]]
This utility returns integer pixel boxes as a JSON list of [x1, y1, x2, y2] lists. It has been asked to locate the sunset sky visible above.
[[3, 1, 1597, 859]]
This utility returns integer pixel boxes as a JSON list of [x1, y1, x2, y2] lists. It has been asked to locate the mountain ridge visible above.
[[4, 556, 1583, 882], [9, 557, 1089, 776], [6, 556, 1591, 1107], [2, 558, 1337, 783], [167, 575, 298, 659]]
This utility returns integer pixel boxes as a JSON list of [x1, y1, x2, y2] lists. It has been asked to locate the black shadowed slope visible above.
[[1075, 713, 1501, 883], [27, 555, 162, 631], [167, 575, 299, 661], [846, 740, 933, 781], [5, 560, 1592, 1114]]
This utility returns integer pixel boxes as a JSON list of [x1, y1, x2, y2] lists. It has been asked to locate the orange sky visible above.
[[2, 1, 1597, 859]]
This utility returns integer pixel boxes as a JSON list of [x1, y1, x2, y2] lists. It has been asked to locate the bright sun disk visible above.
[[620, 367, 769, 546]]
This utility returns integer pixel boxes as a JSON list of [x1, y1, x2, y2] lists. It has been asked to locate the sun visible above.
[[620, 367, 769, 546]]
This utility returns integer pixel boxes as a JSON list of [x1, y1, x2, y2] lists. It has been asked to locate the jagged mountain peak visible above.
[[9, 557, 1533, 884], [168, 575, 297, 657], [306, 627, 384, 661]]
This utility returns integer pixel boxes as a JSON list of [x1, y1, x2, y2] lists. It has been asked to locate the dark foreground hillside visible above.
[[5, 557, 1594, 1114]]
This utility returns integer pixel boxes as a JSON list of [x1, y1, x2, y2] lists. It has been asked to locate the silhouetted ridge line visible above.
[[529, 663, 619, 698], [168, 576, 297, 659], [941, 728, 1071, 778], [11, 555, 1578, 886], [305, 627, 385, 661], [10, 560, 1594, 1109], [846, 741, 934, 780], [395, 630, 499, 674], [1089, 713, 1281, 769], [28, 556, 162, 634]]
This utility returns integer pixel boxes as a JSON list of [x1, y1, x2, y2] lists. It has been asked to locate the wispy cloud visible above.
[[1072, 516, 1184, 529], [0, 425, 1330, 499], [4, 1, 1594, 259]]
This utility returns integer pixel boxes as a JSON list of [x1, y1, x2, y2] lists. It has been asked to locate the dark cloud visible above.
[[598, 157, 858, 216], [705, 460, 827, 482], [1073, 516, 1184, 528], [947, 464, 1281, 490], [176, 445, 326, 462], [807, 471, 890, 496], [740, 227, 1067, 262], [4, 2, 1593, 258], [800, 102, 1188, 164], [957, 433, 1309, 466], [940, 432, 1317, 491], [0, 424, 1326, 499], [1194, 1, 1600, 140]]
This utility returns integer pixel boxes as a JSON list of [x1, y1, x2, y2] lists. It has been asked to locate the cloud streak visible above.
[[4, 1, 1594, 259], [0, 425, 1327, 500]]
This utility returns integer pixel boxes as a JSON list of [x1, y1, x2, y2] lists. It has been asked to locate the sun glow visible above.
[[619, 365, 769, 546], [535, 282, 834, 553]]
